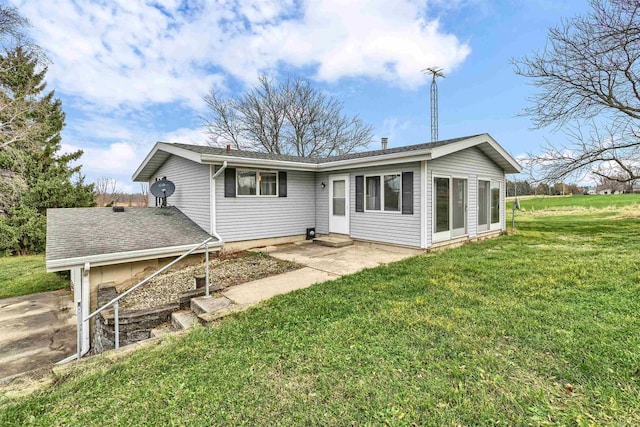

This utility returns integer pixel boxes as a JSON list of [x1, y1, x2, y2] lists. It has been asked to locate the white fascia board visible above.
[[201, 154, 316, 171], [132, 142, 204, 181], [156, 142, 203, 163], [132, 141, 163, 181], [318, 153, 431, 171], [202, 149, 432, 172], [46, 241, 223, 272], [429, 134, 489, 159], [430, 134, 522, 174]]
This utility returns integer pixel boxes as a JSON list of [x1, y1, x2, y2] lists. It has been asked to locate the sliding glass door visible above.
[[434, 176, 467, 241]]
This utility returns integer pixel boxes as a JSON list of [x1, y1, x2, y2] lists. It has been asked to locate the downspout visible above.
[[58, 263, 90, 364], [210, 161, 227, 243]]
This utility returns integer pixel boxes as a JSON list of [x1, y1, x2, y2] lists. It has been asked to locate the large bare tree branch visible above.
[[203, 74, 374, 158], [515, 0, 640, 183]]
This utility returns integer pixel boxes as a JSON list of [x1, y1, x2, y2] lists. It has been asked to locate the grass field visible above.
[[508, 193, 640, 211], [1, 195, 639, 425], [0, 255, 69, 300]]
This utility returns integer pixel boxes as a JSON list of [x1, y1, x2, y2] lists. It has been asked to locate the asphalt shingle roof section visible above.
[[170, 134, 481, 164], [46, 207, 215, 262]]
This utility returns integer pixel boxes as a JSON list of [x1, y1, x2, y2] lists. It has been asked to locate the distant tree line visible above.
[[506, 180, 588, 197], [0, 5, 93, 255]]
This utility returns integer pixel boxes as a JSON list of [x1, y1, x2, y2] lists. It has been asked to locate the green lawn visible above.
[[509, 193, 640, 211], [1, 197, 640, 425], [0, 255, 69, 300]]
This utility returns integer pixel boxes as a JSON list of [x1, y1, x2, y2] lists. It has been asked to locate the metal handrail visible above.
[[77, 236, 215, 360]]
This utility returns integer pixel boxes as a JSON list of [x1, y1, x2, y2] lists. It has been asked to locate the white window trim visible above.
[[432, 174, 469, 242], [364, 172, 402, 213], [477, 177, 502, 233], [477, 178, 491, 233], [489, 180, 501, 230], [236, 169, 279, 197]]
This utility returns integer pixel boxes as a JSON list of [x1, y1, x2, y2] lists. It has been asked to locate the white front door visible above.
[[329, 174, 349, 235]]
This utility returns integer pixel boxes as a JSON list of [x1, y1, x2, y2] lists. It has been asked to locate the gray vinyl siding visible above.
[[426, 147, 504, 247], [149, 155, 210, 233], [215, 169, 316, 242], [348, 162, 422, 247], [315, 172, 329, 234], [500, 178, 506, 231]]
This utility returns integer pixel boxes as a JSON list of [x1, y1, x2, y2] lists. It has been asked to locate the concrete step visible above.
[[313, 235, 354, 248], [198, 305, 248, 324], [149, 323, 176, 338], [170, 310, 199, 330], [190, 296, 231, 315]]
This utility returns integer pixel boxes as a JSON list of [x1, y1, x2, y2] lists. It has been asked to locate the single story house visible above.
[[46, 132, 520, 356], [133, 133, 521, 250]]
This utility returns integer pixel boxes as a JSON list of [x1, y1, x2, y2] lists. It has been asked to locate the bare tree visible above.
[[203, 74, 374, 158], [94, 177, 122, 207], [130, 183, 149, 207], [514, 0, 640, 183]]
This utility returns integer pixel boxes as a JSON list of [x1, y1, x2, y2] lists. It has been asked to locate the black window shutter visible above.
[[224, 167, 236, 198], [402, 171, 413, 214], [355, 175, 364, 212], [278, 171, 287, 197]]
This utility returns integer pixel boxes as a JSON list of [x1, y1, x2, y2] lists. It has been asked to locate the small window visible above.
[[237, 170, 278, 196], [259, 172, 277, 196], [366, 176, 381, 210], [383, 174, 401, 211], [237, 171, 256, 196]]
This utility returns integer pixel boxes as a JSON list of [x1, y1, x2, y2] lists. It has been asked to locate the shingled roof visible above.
[[46, 207, 218, 269], [171, 134, 478, 164], [133, 133, 521, 181]]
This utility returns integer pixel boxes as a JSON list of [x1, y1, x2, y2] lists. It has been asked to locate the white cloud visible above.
[[160, 127, 208, 145], [61, 141, 139, 175], [13, 0, 471, 108], [379, 117, 413, 146], [14, 0, 473, 192]]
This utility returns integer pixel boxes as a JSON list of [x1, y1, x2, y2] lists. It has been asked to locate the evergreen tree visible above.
[[0, 47, 94, 255]]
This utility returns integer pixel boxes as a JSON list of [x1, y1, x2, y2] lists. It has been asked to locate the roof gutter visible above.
[[46, 241, 223, 272]]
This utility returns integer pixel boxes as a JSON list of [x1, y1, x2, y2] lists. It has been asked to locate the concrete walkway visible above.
[[0, 289, 75, 381], [0, 243, 421, 385], [222, 241, 422, 307]]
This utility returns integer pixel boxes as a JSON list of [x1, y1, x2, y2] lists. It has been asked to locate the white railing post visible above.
[[114, 301, 120, 349], [76, 301, 82, 361], [205, 242, 210, 297], [66, 237, 214, 363]]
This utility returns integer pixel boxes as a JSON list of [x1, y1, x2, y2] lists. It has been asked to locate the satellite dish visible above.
[[150, 178, 175, 207], [150, 178, 175, 198]]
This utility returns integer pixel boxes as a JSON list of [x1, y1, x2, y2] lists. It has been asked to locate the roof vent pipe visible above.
[[381, 137, 388, 150]]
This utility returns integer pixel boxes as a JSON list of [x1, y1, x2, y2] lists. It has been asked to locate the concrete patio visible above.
[[0, 289, 75, 381], [233, 240, 423, 303]]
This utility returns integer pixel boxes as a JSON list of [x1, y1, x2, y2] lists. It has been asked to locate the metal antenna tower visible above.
[[422, 67, 445, 142]]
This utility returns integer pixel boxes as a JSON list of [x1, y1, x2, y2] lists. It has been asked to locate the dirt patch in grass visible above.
[[120, 251, 300, 311]]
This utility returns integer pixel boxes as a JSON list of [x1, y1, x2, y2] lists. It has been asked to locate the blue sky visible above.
[[11, 0, 592, 192]]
